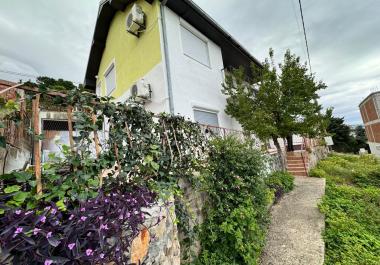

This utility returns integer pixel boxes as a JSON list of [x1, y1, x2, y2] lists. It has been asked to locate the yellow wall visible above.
[[97, 0, 162, 98]]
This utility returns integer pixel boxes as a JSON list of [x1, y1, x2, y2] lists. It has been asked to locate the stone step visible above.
[[287, 160, 308, 165], [287, 166, 308, 171], [288, 170, 308, 177]]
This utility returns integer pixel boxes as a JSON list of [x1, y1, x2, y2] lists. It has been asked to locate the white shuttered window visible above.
[[180, 25, 210, 67], [194, 109, 219, 127], [105, 63, 116, 95]]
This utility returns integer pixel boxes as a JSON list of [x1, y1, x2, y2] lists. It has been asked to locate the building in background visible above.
[[359, 91, 380, 156]]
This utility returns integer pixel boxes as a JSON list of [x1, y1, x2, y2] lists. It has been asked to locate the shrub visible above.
[[0, 188, 157, 264], [265, 171, 295, 202], [196, 137, 272, 265]]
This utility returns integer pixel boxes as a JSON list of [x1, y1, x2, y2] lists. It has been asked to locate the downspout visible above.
[[160, 0, 175, 114]]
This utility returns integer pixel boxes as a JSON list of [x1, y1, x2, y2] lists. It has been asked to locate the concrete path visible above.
[[260, 177, 326, 265]]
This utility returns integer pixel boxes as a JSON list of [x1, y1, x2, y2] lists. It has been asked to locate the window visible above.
[[96, 81, 102, 96], [104, 63, 116, 95], [180, 25, 210, 67], [194, 109, 219, 127]]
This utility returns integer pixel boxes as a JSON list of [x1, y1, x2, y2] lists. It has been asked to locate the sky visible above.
[[0, 0, 379, 125]]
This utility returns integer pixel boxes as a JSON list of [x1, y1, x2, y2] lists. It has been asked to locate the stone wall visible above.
[[131, 201, 181, 265], [308, 145, 329, 170]]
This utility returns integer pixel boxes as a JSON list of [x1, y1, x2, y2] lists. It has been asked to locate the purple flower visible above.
[[68, 243, 76, 250], [141, 213, 145, 219], [105, 199, 109, 203], [119, 215, 123, 220], [44, 260, 53, 265], [86, 249, 93, 256], [44, 206, 51, 211], [80, 207, 85, 212], [69, 214, 74, 220], [80, 216, 87, 222], [99, 216, 103, 220], [46, 232, 52, 238], [25, 211, 33, 215], [13, 227, 23, 237], [15, 210, 22, 215], [99, 253, 105, 259], [40, 216, 46, 223], [33, 228, 41, 235], [100, 224, 109, 230], [51, 208, 57, 215], [134, 210, 139, 215], [126, 212, 131, 218]]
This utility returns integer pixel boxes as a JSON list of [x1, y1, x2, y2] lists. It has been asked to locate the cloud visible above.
[[0, 0, 379, 125]]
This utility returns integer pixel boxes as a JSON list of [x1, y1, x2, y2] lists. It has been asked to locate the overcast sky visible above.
[[1, 0, 379, 124]]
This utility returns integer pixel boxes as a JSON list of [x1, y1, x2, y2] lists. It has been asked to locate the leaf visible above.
[[4, 185, 21, 194], [13, 192, 29, 203], [151, 161, 160, 171], [56, 200, 67, 211], [47, 237, 61, 247], [0, 209, 4, 215]]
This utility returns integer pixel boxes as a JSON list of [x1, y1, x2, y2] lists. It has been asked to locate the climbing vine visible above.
[[0, 79, 208, 264]]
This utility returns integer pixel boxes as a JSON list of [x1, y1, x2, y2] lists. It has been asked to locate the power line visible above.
[[298, 0, 312, 73], [291, 0, 308, 62], [0, 69, 38, 79], [0, 69, 81, 85]]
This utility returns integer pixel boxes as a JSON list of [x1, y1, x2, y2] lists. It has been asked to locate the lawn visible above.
[[310, 153, 380, 265]]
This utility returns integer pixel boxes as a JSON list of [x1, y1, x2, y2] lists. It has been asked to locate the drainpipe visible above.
[[160, 1, 175, 114]]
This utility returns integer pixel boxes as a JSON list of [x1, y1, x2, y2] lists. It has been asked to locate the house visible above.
[[359, 91, 380, 156], [84, 0, 262, 131]]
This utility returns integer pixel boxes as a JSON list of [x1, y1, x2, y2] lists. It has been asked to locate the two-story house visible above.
[[84, 0, 262, 131]]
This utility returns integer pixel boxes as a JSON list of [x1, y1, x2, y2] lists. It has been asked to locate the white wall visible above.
[[117, 62, 169, 114], [163, 7, 241, 130], [369, 142, 380, 157]]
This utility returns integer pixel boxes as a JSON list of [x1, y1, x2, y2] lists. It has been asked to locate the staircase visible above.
[[286, 151, 309, 177]]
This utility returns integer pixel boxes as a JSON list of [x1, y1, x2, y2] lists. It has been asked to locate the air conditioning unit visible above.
[[126, 4, 145, 37], [131, 79, 152, 103]]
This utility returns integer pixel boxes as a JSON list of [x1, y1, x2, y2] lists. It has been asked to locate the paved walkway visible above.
[[260, 177, 326, 265]]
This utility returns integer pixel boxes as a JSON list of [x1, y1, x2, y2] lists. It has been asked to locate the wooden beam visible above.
[[67, 106, 75, 153], [32, 94, 42, 195], [91, 114, 101, 158], [0, 82, 24, 95]]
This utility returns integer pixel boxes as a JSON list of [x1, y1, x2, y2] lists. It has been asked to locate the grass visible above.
[[310, 153, 380, 265]]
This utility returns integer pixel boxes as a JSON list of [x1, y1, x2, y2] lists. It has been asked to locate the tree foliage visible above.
[[326, 116, 369, 154], [223, 49, 327, 152]]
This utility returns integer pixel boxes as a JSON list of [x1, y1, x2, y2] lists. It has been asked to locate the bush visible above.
[[0, 188, 157, 264], [265, 171, 294, 202], [196, 137, 272, 265], [314, 154, 380, 264]]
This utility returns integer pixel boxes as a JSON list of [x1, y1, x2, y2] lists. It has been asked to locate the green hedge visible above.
[[196, 137, 295, 265]]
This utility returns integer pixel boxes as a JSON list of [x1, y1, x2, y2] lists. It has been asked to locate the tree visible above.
[[354, 125, 369, 153], [326, 117, 356, 153], [222, 49, 327, 166]]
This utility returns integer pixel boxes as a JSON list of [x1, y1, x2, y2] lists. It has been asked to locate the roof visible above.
[[359, 91, 380, 107], [84, 0, 262, 90]]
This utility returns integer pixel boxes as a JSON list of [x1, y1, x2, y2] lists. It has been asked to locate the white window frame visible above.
[[96, 81, 102, 97], [179, 19, 211, 68], [193, 107, 219, 127], [103, 60, 116, 96]]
